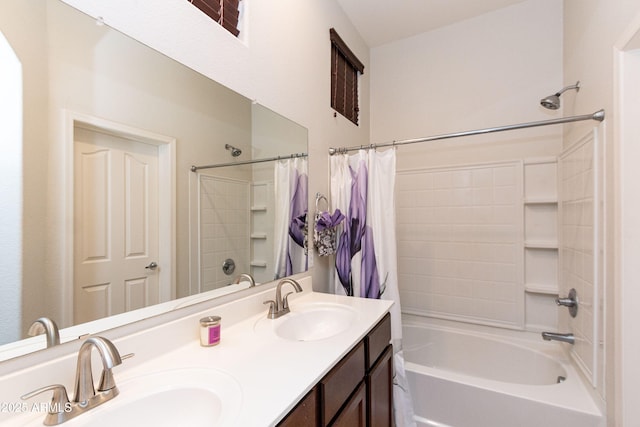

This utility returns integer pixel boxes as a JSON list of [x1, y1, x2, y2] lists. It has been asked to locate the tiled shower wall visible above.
[[559, 132, 600, 387], [396, 161, 525, 329], [199, 175, 250, 292]]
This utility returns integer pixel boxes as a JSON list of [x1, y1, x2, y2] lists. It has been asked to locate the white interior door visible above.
[[73, 127, 160, 324]]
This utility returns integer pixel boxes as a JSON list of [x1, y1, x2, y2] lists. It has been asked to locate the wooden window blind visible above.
[[189, 0, 241, 37], [330, 28, 365, 125]]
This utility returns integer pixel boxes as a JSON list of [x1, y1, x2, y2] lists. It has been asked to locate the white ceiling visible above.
[[336, 0, 527, 47]]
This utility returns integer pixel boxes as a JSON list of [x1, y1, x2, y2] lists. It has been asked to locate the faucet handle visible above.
[[22, 383, 70, 404], [263, 300, 277, 318], [555, 288, 578, 317], [22, 384, 70, 425], [282, 291, 295, 311], [98, 353, 134, 392]]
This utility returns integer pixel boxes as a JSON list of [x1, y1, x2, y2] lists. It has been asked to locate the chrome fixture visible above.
[[328, 109, 604, 155], [22, 336, 131, 425], [191, 152, 307, 172], [145, 261, 158, 270], [541, 332, 575, 345], [222, 258, 236, 275], [540, 81, 580, 110], [225, 143, 242, 157], [28, 317, 60, 348], [263, 278, 303, 319], [234, 273, 256, 287], [556, 288, 578, 318]]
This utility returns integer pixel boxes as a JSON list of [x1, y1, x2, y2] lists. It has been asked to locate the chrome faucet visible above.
[[28, 317, 60, 348], [263, 278, 303, 319], [541, 331, 575, 344], [22, 336, 130, 425], [73, 336, 123, 404], [234, 273, 256, 287]]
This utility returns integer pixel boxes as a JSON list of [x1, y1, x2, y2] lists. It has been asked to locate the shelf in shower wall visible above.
[[250, 260, 267, 268], [523, 198, 558, 205], [251, 205, 267, 212], [522, 159, 560, 332], [524, 283, 559, 295], [524, 241, 558, 249], [251, 233, 267, 239]]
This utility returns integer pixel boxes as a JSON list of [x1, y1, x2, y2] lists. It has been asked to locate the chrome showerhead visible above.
[[540, 81, 580, 110], [225, 144, 242, 157]]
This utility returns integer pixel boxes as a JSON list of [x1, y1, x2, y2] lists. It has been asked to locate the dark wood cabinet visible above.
[[278, 313, 392, 427], [277, 388, 318, 427], [330, 382, 367, 427], [321, 340, 365, 425], [367, 344, 393, 427]]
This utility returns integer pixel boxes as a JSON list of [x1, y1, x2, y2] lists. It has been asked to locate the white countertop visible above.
[[0, 279, 392, 426]]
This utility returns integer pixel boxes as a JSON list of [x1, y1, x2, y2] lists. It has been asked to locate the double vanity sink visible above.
[[58, 368, 242, 427], [2, 278, 392, 426], [254, 302, 357, 342]]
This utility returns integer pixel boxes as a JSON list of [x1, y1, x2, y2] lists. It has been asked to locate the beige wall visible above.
[[369, 0, 564, 333], [0, 0, 51, 342], [370, 0, 563, 162]]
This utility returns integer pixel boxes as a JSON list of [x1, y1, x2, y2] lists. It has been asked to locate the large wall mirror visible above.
[[0, 0, 308, 361]]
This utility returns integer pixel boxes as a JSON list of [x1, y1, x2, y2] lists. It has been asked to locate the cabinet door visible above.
[[330, 382, 366, 427], [278, 388, 318, 427], [367, 345, 393, 427], [321, 340, 365, 425]]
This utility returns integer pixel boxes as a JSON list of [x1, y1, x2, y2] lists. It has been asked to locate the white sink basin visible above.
[[61, 368, 242, 427], [255, 302, 357, 341]]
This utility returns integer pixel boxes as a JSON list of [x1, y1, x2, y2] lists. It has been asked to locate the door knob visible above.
[[145, 262, 158, 270]]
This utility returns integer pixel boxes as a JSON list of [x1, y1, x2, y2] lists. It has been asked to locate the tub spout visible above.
[[541, 331, 575, 344]]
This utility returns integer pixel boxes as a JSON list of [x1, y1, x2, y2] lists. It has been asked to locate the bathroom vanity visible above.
[[0, 277, 393, 426], [279, 312, 392, 426]]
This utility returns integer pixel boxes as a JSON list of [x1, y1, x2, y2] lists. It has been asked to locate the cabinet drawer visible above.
[[320, 340, 365, 425], [366, 312, 391, 369]]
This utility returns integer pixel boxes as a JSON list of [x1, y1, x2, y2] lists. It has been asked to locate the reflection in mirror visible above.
[[190, 103, 308, 291], [0, 0, 308, 361]]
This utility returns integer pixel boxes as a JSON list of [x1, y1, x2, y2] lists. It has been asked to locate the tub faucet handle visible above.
[[555, 288, 578, 317]]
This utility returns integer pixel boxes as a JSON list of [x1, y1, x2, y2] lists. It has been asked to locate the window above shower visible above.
[[187, 0, 243, 37], [330, 28, 364, 125]]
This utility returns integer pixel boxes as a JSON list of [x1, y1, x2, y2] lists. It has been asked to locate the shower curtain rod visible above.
[[191, 152, 307, 172], [328, 109, 605, 155]]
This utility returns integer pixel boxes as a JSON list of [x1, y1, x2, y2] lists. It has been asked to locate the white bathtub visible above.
[[402, 317, 604, 427]]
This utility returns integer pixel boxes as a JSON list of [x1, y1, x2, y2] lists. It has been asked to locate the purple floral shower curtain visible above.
[[330, 148, 415, 427], [274, 157, 308, 279], [334, 156, 382, 299]]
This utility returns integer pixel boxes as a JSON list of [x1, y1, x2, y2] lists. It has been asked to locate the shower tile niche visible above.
[[522, 158, 560, 332], [523, 159, 559, 294]]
